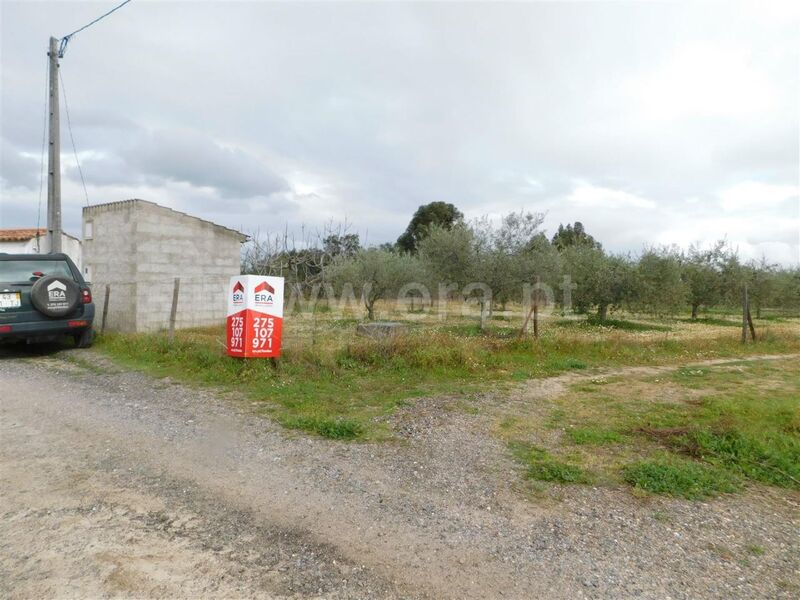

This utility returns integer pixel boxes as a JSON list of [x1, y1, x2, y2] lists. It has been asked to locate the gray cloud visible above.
[[124, 128, 288, 199], [0, 138, 41, 190], [1, 1, 797, 263], [58, 124, 290, 202]]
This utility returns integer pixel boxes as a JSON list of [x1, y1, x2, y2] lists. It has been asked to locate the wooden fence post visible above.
[[100, 283, 110, 334], [741, 284, 748, 344], [746, 286, 756, 341], [533, 275, 540, 339], [168, 277, 180, 341], [519, 276, 541, 339]]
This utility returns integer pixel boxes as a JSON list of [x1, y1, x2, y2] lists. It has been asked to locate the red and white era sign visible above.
[[226, 275, 284, 358]]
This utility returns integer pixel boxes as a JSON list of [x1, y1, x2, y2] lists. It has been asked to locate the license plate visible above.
[[0, 292, 21, 308]]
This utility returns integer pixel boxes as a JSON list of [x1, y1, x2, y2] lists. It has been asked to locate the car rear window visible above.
[[0, 260, 74, 284]]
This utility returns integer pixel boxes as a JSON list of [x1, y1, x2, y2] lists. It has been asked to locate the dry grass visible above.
[[97, 301, 800, 445]]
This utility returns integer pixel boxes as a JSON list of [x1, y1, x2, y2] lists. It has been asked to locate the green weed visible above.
[[678, 429, 800, 489], [280, 415, 364, 440], [567, 428, 626, 445], [509, 442, 593, 484], [622, 457, 739, 499]]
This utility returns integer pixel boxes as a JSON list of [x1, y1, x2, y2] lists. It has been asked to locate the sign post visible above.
[[226, 275, 284, 358]]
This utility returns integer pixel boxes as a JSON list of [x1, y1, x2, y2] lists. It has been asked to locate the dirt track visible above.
[[1, 349, 798, 599]]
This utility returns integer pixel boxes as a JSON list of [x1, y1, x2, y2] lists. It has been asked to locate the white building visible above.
[[0, 229, 82, 271]]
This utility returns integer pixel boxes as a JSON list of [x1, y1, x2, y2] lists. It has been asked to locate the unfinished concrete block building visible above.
[[82, 199, 247, 332]]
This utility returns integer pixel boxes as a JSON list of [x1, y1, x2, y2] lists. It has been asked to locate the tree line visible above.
[[242, 202, 800, 322]]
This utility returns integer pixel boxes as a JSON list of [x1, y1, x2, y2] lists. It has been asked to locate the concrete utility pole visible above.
[[47, 36, 62, 253]]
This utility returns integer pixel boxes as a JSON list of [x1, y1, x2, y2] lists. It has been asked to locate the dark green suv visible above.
[[0, 253, 95, 347]]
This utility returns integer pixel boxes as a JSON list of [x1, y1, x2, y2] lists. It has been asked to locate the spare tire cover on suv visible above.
[[30, 275, 81, 318]]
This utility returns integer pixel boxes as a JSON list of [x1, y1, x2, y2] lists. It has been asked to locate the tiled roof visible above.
[[0, 228, 46, 242], [0, 228, 80, 242]]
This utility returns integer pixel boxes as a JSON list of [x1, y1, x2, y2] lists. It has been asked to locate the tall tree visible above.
[[397, 202, 463, 254], [551, 221, 601, 251], [323, 233, 361, 258]]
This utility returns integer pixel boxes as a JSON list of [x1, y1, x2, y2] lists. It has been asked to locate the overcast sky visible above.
[[1, 1, 798, 264]]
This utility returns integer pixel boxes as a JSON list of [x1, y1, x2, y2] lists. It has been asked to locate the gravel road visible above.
[[1, 348, 798, 599]]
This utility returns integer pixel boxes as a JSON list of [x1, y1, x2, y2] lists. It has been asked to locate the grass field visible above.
[[96, 303, 800, 499], [497, 356, 800, 498]]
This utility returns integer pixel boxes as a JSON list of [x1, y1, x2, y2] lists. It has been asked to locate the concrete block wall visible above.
[[134, 278, 229, 332], [82, 201, 138, 330], [83, 200, 246, 333], [92, 282, 138, 333]]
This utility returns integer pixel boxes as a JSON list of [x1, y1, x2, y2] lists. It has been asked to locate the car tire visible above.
[[74, 329, 94, 349], [30, 275, 81, 318]]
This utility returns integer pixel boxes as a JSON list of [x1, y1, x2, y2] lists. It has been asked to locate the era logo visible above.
[[232, 281, 245, 305], [254, 280, 274, 305], [47, 280, 67, 302]]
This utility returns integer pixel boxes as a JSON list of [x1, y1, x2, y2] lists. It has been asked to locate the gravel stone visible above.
[[0, 348, 798, 599]]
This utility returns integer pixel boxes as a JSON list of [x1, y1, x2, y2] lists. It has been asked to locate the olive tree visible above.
[[562, 245, 634, 320], [745, 258, 778, 319], [417, 223, 475, 293], [470, 211, 553, 310], [717, 251, 747, 310], [771, 268, 800, 313], [634, 247, 688, 316], [417, 222, 495, 326], [329, 249, 422, 320], [417, 212, 558, 327], [681, 241, 733, 319]]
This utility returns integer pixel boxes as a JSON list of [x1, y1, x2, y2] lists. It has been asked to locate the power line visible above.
[[59, 69, 90, 207], [58, 0, 133, 57], [36, 51, 49, 252]]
